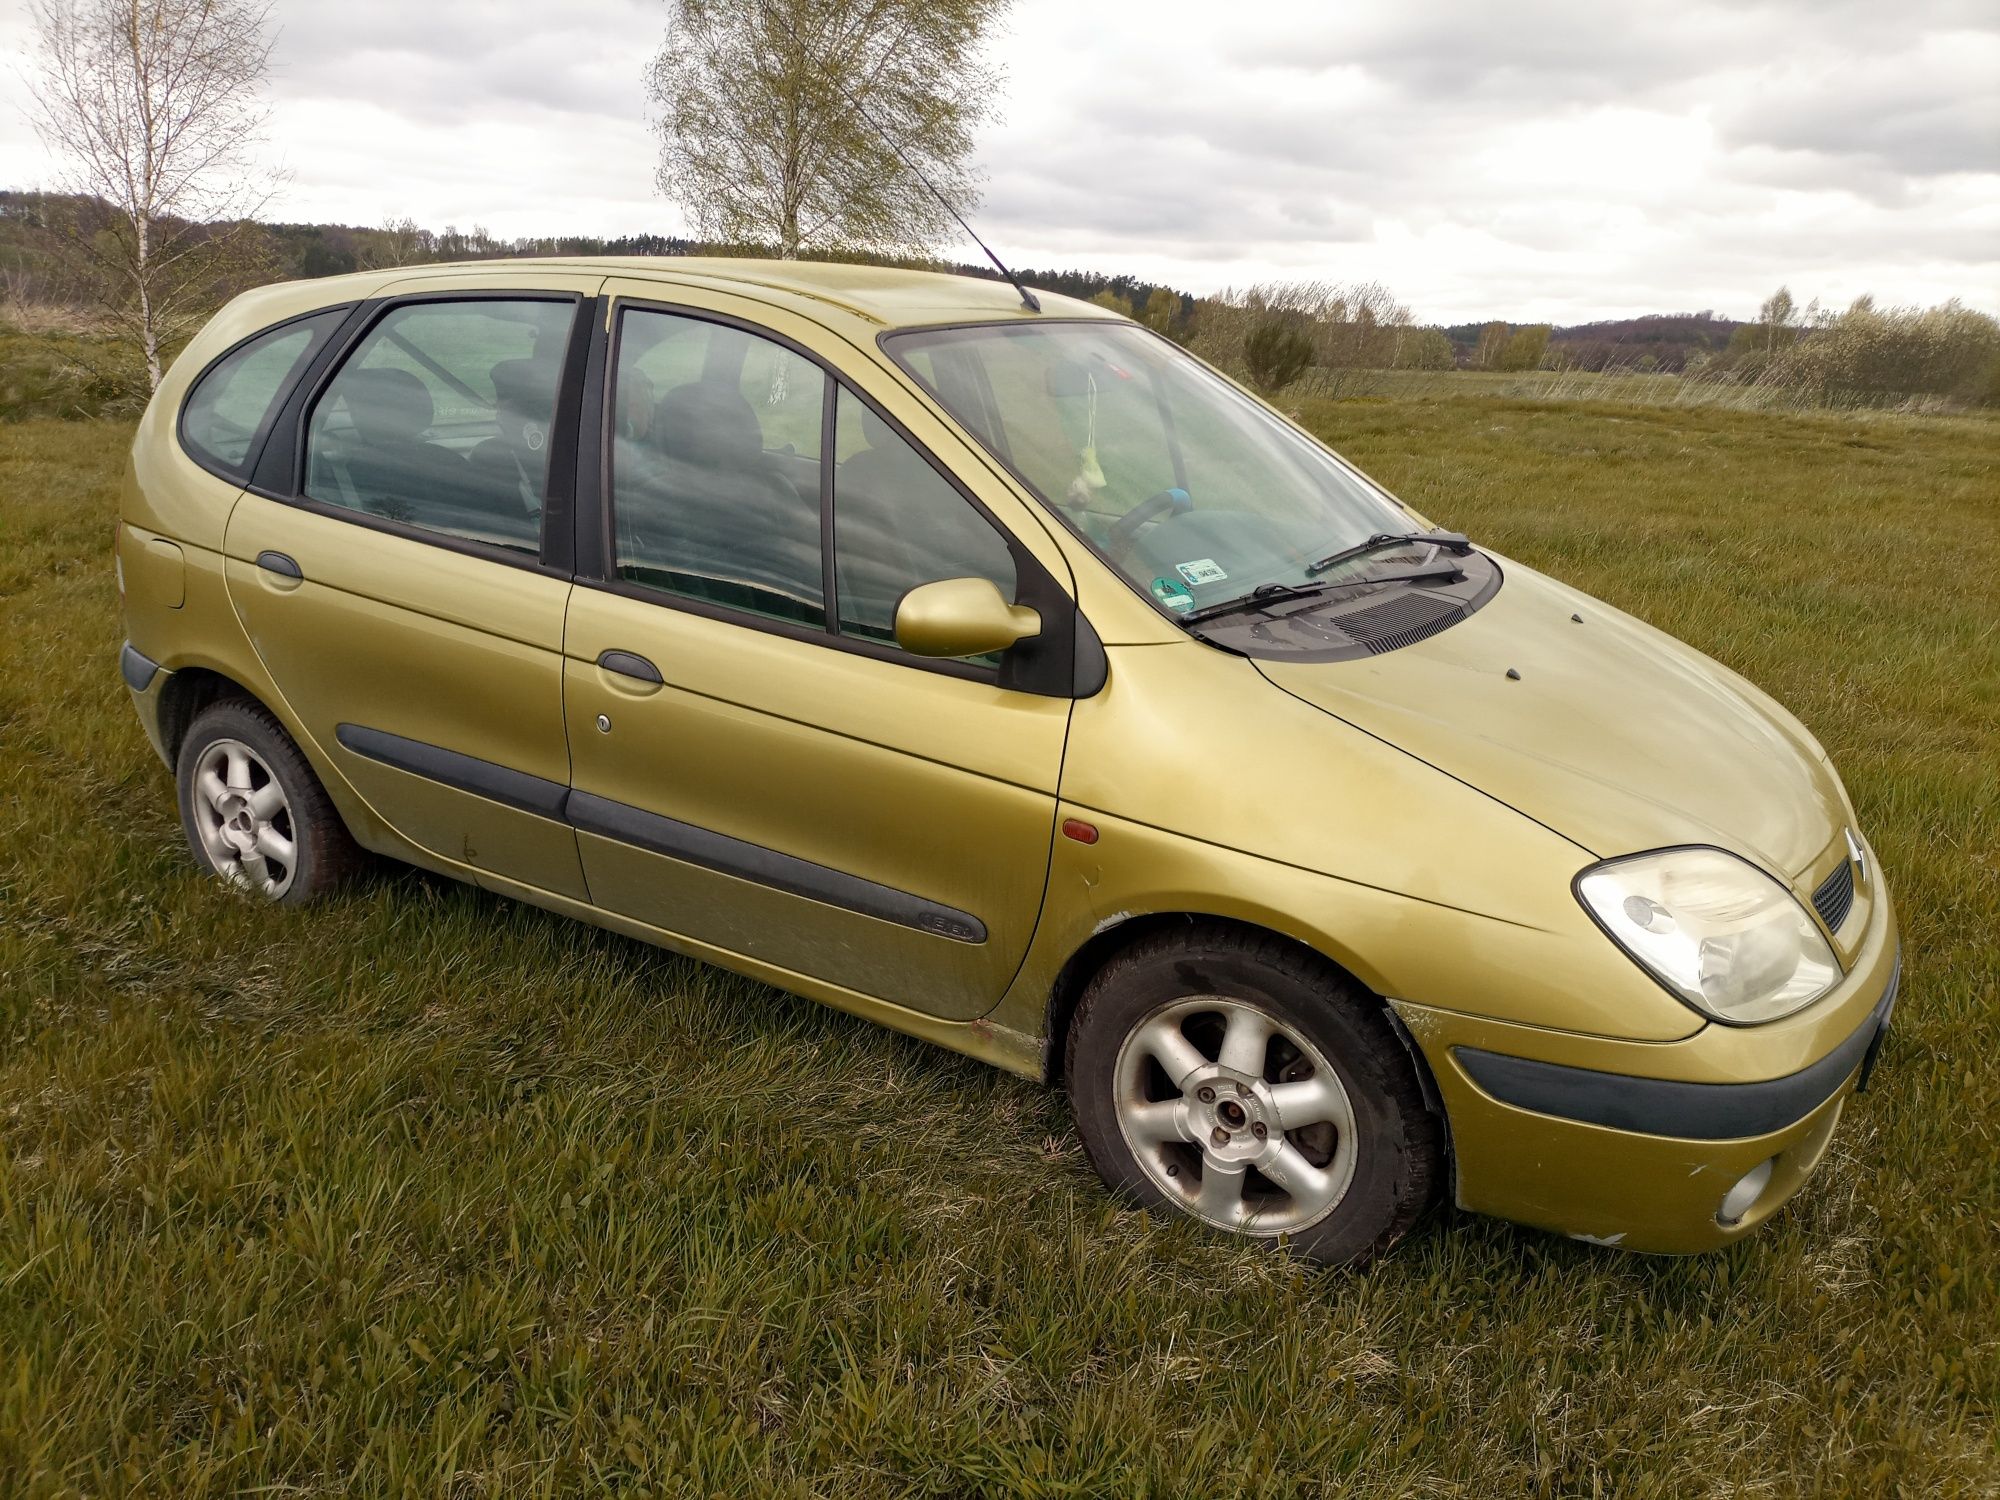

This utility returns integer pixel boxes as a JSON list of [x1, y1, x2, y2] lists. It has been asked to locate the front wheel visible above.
[[1066, 929, 1442, 1266]]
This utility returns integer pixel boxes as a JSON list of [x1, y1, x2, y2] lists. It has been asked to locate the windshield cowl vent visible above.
[[1210, 552, 1503, 663], [1329, 591, 1466, 655]]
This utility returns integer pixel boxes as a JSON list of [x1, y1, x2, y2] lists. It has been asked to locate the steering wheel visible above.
[[1104, 487, 1193, 562]]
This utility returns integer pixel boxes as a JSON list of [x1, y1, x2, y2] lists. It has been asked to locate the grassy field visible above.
[[2, 395, 1996, 1496], [1297, 367, 1999, 418]]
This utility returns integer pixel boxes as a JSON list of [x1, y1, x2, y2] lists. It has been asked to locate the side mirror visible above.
[[895, 577, 1042, 659]]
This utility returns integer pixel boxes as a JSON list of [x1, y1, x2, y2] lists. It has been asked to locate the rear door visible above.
[[560, 282, 1082, 1019], [224, 273, 601, 898]]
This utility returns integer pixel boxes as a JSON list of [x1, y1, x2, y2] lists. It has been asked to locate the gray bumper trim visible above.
[[120, 642, 161, 693], [1454, 951, 1900, 1141]]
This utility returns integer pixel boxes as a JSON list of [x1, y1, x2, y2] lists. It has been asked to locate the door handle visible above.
[[254, 551, 304, 591], [597, 649, 663, 684]]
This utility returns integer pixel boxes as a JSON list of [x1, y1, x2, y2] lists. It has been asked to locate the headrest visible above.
[[342, 367, 433, 445], [654, 382, 764, 470], [489, 358, 546, 412]]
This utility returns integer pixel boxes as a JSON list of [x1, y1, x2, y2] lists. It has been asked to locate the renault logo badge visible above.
[[1845, 828, 1868, 886]]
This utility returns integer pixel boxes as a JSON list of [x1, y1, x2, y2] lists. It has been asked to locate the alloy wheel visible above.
[[189, 737, 299, 898], [1112, 995, 1359, 1235]]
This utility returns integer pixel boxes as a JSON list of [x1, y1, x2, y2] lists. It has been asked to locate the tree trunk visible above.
[[780, 202, 799, 259], [135, 211, 162, 390]]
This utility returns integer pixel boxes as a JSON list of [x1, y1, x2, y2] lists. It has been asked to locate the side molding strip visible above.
[[331, 723, 988, 944], [567, 790, 988, 945], [335, 723, 570, 820]]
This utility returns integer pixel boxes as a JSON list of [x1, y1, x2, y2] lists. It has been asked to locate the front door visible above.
[[561, 292, 1076, 1019], [225, 280, 597, 898]]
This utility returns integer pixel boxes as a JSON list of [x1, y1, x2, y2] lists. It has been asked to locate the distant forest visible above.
[[1, 190, 1733, 369], [1446, 312, 1745, 373], [6, 192, 1994, 411], [230, 214, 1761, 371]]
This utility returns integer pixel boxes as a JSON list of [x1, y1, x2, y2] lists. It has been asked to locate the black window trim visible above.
[[176, 303, 357, 483], [580, 294, 1087, 699], [247, 289, 593, 580]]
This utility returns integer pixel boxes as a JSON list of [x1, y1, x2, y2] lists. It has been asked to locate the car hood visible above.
[[1253, 558, 1849, 880]]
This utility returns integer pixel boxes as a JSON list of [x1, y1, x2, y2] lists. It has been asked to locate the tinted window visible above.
[[182, 311, 344, 474], [609, 309, 827, 626], [832, 388, 1016, 652], [304, 299, 575, 554]]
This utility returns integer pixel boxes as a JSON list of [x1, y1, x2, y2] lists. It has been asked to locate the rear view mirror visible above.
[[895, 577, 1042, 659]]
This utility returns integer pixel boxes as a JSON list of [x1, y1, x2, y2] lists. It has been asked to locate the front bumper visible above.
[[1392, 875, 1899, 1254]]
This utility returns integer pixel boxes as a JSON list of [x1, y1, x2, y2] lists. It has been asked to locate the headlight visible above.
[[1576, 848, 1840, 1024]]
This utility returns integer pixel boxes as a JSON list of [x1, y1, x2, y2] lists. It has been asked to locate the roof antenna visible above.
[[759, 3, 1039, 312]]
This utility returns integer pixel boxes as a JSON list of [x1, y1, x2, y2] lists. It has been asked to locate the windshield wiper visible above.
[[1179, 562, 1463, 626], [1180, 581, 1335, 625], [1306, 530, 1472, 577]]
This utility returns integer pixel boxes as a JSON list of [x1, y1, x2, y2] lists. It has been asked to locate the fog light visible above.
[[1717, 1158, 1775, 1226]]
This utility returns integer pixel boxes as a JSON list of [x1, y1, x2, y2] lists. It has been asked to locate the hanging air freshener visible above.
[[1078, 372, 1107, 489]]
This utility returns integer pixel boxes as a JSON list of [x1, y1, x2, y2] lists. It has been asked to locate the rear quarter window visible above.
[[180, 309, 347, 476]]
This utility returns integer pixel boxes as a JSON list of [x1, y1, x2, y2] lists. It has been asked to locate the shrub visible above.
[[1242, 314, 1315, 395], [1766, 299, 2000, 408]]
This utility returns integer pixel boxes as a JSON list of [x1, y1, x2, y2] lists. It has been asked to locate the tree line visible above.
[[8, 188, 1996, 415], [5, 0, 1994, 416]]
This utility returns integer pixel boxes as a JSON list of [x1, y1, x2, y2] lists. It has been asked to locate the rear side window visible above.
[[304, 299, 577, 556], [181, 310, 345, 476]]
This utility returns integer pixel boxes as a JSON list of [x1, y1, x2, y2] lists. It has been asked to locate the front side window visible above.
[[304, 299, 575, 554], [886, 322, 1416, 617], [832, 387, 1015, 650], [609, 308, 828, 626], [182, 310, 345, 475]]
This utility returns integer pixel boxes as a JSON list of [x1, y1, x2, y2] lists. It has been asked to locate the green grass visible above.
[[1300, 367, 2000, 419], [2, 398, 1997, 1496], [0, 327, 140, 423]]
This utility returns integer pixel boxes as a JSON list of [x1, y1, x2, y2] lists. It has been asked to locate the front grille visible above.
[[1812, 859, 1855, 932], [1332, 592, 1464, 655]]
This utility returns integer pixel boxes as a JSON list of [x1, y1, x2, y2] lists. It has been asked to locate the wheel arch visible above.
[[1042, 910, 1440, 1111], [156, 665, 270, 763]]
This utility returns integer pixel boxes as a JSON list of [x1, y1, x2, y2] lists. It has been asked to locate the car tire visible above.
[[1066, 927, 1442, 1267], [176, 697, 362, 904]]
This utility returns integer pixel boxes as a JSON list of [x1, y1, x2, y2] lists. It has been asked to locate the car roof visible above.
[[237, 256, 1123, 335]]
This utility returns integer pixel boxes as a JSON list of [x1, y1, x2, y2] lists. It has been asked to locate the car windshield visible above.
[[884, 320, 1423, 617]]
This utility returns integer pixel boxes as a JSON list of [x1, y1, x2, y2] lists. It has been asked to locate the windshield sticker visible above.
[[1175, 558, 1228, 586], [1150, 576, 1196, 612]]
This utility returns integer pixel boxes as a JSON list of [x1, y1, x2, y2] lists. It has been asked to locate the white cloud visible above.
[[1, 0, 1993, 322]]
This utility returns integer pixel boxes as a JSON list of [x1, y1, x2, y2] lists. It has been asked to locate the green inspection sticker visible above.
[[1150, 576, 1196, 612]]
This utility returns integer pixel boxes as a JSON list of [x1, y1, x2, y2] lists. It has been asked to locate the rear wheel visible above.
[[1066, 928, 1442, 1266], [176, 698, 360, 903]]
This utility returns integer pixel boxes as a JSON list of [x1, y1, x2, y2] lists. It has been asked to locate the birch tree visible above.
[[26, 0, 279, 390], [647, 0, 1008, 260]]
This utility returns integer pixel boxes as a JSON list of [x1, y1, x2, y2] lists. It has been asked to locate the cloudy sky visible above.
[[3, 0, 1995, 323]]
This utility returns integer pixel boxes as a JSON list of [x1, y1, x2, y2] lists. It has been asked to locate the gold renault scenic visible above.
[[116, 259, 1900, 1265]]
